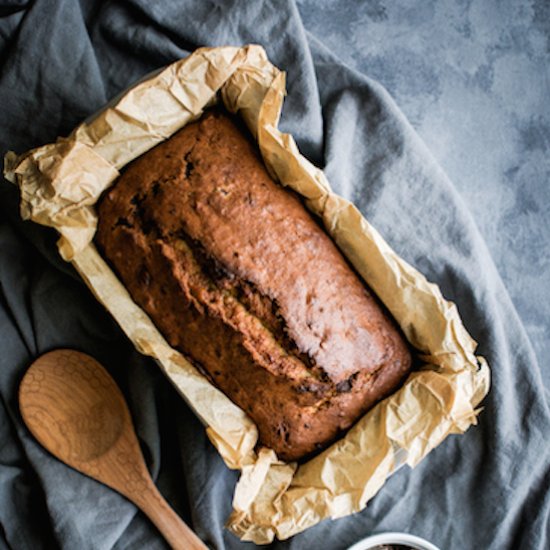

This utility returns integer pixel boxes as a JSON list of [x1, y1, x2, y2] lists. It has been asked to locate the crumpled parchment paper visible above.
[[4, 44, 490, 543]]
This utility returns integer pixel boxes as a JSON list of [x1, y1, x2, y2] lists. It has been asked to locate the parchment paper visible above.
[[4, 44, 490, 543]]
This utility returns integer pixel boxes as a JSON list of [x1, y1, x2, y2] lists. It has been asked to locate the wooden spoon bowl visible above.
[[19, 349, 207, 550]]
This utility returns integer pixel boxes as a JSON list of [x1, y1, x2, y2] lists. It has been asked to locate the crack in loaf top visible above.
[[106, 109, 403, 385]]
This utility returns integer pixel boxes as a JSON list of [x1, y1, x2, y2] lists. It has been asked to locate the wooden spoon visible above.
[[19, 349, 208, 550]]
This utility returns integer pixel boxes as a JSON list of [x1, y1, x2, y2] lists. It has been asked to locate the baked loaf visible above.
[[95, 109, 412, 461]]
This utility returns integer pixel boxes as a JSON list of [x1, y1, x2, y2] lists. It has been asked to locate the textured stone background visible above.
[[297, 0, 550, 378]]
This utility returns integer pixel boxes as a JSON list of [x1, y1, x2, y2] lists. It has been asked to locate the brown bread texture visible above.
[[95, 109, 412, 461]]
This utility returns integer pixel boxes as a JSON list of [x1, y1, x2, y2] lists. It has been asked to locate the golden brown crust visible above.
[[95, 109, 412, 461]]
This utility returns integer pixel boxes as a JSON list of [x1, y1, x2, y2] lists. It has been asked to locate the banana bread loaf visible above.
[[95, 109, 412, 462]]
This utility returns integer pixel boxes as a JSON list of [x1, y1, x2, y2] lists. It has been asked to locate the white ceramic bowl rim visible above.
[[347, 531, 441, 550]]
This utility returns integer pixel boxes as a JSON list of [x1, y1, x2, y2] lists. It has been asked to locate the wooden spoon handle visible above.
[[136, 482, 208, 550]]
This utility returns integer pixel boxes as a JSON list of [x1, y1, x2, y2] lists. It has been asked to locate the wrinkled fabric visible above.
[[0, 1, 548, 549]]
